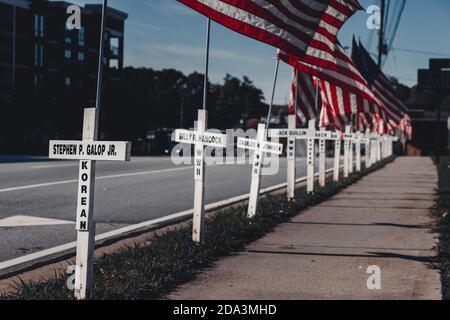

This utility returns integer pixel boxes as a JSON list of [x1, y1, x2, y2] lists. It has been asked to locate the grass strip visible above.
[[1, 156, 395, 300], [435, 157, 450, 300]]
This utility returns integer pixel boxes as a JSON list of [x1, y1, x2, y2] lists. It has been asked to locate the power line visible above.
[[392, 47, 450, 57]]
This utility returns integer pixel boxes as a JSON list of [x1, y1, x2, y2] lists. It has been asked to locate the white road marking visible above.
[[31, 163, 78, 169], [0, 161, 277, 194], [0, 215, 74, 227], [0, 166, 195, 193], [0, 166, 343, 273]]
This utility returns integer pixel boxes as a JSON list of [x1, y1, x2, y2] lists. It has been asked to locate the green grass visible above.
[[435, 158, 450, 300], [1, 157, 395, 300]]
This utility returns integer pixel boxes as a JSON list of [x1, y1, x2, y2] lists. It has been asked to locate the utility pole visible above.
[[436, 80, 442, 164], [378, 0, 386, 67], [180, 94, 184, 128]]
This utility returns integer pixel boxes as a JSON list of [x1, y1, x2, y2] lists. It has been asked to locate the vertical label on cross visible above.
[[319, 139, 325, 153], [252, 144, 262, 177], [287, 138, 295, 160], [334, 138, 341, 182], [307, 139, 314, 166], [194, 147, 204, 181], [307, 137, 314, 192], [76, 160, 92, 231]]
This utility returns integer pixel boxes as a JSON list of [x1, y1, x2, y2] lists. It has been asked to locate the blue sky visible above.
[[68, 0, 450, 104]]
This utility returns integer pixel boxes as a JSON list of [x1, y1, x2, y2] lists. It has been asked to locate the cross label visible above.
[[268, 128, 308, 138], [77, 160, 93, 231], [238, 123, 283, 218], [237, 138, 283, 155], [49, 141, 131, 161], [174, 130, 227, 148]]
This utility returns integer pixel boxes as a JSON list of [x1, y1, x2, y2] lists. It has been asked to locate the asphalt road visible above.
[[0, 154, 336, 263]]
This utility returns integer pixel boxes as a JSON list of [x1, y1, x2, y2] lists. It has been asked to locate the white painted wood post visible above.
[[370, 137, 376, 165], [333, 136, 341, 182], [306, 120, 315, 193], [377, 135, 382, 162], [286, 115, 296, 200], [343, 125, 350, 178], [365, 130, 370, 168], [192, 109, 207, 243], [318, 127, 326, 187], [74, 108, 98, 300], [247, 123, 266, 218], [348, 130, 354, 175], [355, 132, 361, 172]]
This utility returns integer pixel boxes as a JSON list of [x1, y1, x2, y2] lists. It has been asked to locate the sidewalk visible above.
[[167, 157, 442, 300]]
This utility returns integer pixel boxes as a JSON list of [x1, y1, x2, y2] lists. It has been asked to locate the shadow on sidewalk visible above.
[[286, 221, 431, 229], [245, 249, 437, 264]]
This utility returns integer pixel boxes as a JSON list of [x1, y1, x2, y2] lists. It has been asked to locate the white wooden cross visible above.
[[376, 134, 382, 162], [348, 129, 354, 175], [343, 126, 353, 178], [238, 123, 283, 218], [368, 133, 380, 164], [173, 110, 227, 243], [355, 132, 370, 171], [48, 107, 132, 300], [331, 131, 342, 182], [316, 127, 333, 187], [354, 132, 361, 172], [268, 116, 309, 200], [383, 136, 397, 158], [364, 129, 371, 168], [266, 115, 302, 200], [269, 120, 338, 194], [268, 119, 317, 194]]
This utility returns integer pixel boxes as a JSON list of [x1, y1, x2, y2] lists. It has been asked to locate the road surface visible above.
[[0, 155, 335, 264]]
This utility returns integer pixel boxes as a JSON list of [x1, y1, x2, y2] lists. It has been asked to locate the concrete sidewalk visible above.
[[168, 157, 442, 300]]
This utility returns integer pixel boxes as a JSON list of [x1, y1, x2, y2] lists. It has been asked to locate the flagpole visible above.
[[74, 0, 107, 300], [95, 0, 107, 115], [265, 51, 280, 136], [294, 68, 299, 123], [203, 18, 211, 111], [314, 82, 320, 123]]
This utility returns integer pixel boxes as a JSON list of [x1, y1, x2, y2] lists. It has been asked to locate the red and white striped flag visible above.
[[288, 68, 317, 127], [278, 44, 383, 112], [319, 95, 346, 132], [177, 0, 362, 69], [399, 114, 413, 140]]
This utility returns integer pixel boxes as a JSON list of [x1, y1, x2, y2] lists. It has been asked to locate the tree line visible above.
[[0, 67, 268, 154]]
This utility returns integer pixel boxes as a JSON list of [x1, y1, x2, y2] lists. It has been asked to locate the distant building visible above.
[[0, 0, 127, 150]]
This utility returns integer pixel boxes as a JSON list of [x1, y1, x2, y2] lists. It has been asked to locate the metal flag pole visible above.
[[74, 0, 108, 300], [316, 81, 327, 187], [192, 17, 211, 243], [202, 18, 211, 111], [294, 69, 299, 118], [265, 51, 280, 137], [306, 85, 318, 193], [286, 68, 299, 200], [95, 0, 107, 115]]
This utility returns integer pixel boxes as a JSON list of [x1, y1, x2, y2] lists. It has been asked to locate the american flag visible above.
[[351, 39, 408, 127], [319, 96, 346, 132], [316, 78, 361, 129], [288, 68, 317, 127], [177, 0, 362, 69], [399, 114, 413, 140], [278, 44, 382, 110], [359, 112, 374, 132], [280, 42, 389, 133]]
